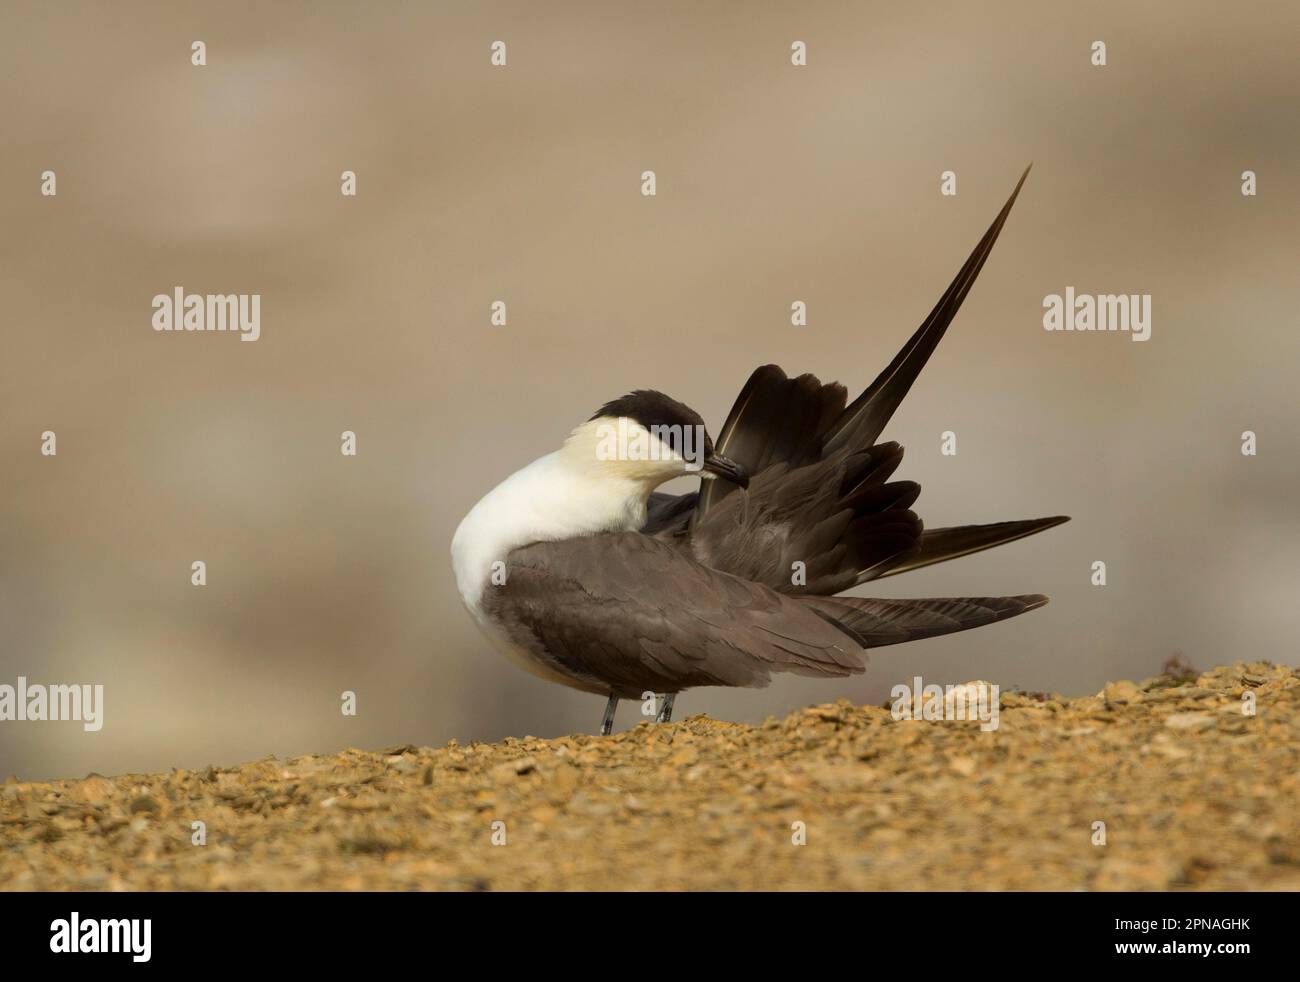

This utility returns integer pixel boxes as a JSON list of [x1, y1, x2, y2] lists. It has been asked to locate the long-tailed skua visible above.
[[452, 166, 1067, 734]]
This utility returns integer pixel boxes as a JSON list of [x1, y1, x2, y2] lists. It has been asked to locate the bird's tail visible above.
[[801, 594, 1050, 648], [681, 167, 1068, 599]]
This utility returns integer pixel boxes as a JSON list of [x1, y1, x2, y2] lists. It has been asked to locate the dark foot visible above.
[[600, 694, 618, 736], [656, 693, 676, 724]]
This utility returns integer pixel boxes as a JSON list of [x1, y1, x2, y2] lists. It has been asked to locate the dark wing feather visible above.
[[803, 594, 1049, 648], [484, 533, 870, 698], [693, 366, 846, 525], [687, 453, 923, 595], [675, 167, 1065, 593], [486, 534, 1053, 695], [643, 490, 698, 537], [822, 164, 1032, 456], [873, 517, 1071, 579]]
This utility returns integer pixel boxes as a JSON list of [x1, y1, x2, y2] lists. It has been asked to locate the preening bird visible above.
[[452, 166, 1067, 734]]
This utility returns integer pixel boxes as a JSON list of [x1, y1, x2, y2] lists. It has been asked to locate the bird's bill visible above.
[[702, 452, 749, 488]]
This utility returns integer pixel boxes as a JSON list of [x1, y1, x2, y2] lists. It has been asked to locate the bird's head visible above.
[[561, 389, 749, 489]]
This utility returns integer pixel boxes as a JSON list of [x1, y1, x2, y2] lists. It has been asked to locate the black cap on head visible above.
[[589, 389, 749, 487], [590, 390, 714, 459]]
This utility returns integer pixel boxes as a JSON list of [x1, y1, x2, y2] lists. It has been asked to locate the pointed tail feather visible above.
[[824, 164, 1032, 456], [675, 167, 1064, 595], [869, 516, 1070, 581], [803, 593, 1049, 648]]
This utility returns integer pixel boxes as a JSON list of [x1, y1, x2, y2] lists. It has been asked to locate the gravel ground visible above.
[[3, 661, 1298, 891]]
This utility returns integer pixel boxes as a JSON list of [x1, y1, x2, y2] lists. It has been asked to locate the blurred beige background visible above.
[[3, 1, 1298, 782]]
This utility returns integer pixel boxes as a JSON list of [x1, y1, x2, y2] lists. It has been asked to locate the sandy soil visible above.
[[3, 662, 1298, 891]]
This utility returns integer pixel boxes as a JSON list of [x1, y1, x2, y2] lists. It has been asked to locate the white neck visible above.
[[451, 419, 689, 612]]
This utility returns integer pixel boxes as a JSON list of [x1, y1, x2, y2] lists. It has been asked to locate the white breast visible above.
[[450, 450, 657, 691], [451, 452, 644, 610], [450, 418, 694, 688]]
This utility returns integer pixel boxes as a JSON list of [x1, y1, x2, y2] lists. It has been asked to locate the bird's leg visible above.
[[656, 693, 676, 725], [600, 694, 618, 736]]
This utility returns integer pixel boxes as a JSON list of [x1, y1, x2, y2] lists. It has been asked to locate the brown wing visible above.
[[678, 167, 1066, 593], [482, 532, 868, 698]]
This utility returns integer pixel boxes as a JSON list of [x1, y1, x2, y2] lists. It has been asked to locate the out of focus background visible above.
[[3, 1, 1298, 782]]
